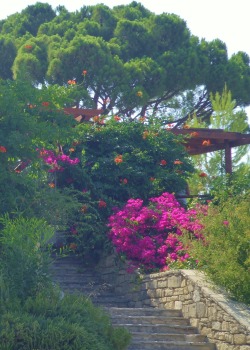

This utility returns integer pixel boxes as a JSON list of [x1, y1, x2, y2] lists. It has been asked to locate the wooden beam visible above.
[[225, 142, 232, 175]]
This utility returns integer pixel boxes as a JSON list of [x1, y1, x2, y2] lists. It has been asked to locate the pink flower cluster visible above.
[[108, 192, 203, 272], [38, 149, 80, 173]]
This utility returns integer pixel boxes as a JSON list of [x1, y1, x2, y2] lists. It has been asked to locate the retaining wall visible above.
[[97, 254, 250, 350]]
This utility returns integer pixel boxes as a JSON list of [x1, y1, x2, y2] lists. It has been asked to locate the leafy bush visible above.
[[185, 191, 250, 304], [108, 192, 203, 272], [72, 117, 194, 204], [0, 215, 54, 301], [51, 117, 194, 260], [0, 288, 131, 350]]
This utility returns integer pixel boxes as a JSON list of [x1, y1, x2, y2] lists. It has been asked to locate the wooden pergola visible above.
[[170, 128, 250, 174], [63, 109, 250, 175], [63, 107, 103, 122]]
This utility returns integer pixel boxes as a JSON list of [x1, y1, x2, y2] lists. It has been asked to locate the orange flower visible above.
[[142, 131, 149, 139], [98, 200, 107, 208], [190, 132, 199, 137], [42, 101, 49, 107], [199, 172, 207, 177], [114, 155, 123, 164], [149, 177, 155, 182], [183, 124, 190, 129], [160, 159, 167, 166], [48, 182, 55, 188], [114, 115, 121, 121], [82, 70, 87, 75], [80, 205, 88, 213], [67, 79, 76, 85], [139, 116, 146, 122], [136, 91, 143, 97], [0, 146, 7, 153], [174, 159, 183, 165], [25, 45, 32, 50], [202, 139, 211, 146], [69, 243, 77, 250], [166, 123, 174, 129], [92, 116, 100, 123]]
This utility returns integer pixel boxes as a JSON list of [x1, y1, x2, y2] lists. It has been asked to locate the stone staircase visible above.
[[50, 255, 216, 350], [108, 307, 216, 350]]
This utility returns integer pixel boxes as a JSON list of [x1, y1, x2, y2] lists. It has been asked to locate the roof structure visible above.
[[63, 107, 103, 122], [169, 127, 250, 174]]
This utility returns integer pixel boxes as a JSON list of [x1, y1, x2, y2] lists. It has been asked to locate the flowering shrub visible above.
[[108, 192, 203, 272], [39, 149, 80, 172], [186, 190, 250, 305]]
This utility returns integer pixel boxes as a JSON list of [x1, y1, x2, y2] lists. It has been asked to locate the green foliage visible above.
[[187, 86, 249, 196], [50, 117, 194, 260], [72, 118, 193, 203], [0, 287, 131, 350], [2, 2, 250, 122], [0, 36, 16, 79], [0, 216, 54, 302], [0, 79, 76, 215], [186, 191, 250, 304]]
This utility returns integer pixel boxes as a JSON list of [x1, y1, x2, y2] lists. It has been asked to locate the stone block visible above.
[[187, 283, 194, 292], [208, 306, 218, 321], [157, 280, 167, 288], [168, 275, 182, 288], [196, 302, 207, 318], [192, 289, 201, 302], [187, 303, 197, 318], [164, 288, 173, 297], [212, 321, 222, 331], [184, 293, 192, 300], [230, 324, 241, 334], [174, 300, 182, 310], [233, 334, 247, 345], [190, 318, 199, 328], [181, 279, 186, 287], [222, 321, 230, 331]]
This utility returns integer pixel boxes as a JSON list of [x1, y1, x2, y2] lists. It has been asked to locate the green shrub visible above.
[[0, 288, 131, 350], [0, 216, 54, 301], [54, 117, 194, 260], [186, 191, 250, 304]]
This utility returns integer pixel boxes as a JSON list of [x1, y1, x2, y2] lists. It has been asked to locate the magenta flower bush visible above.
[[108, 192, 203, 272], [38, 148, 80, 172]]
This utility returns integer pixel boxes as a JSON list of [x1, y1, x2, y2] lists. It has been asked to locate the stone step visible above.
[[114, 323, 199, 334], [111, 315, 190, 326], [131, 333, 209, 342], [127, 340, 216, 350], [107, 307, 183, 317], [52, 277, 111, 289], [50, 256, 216, 349]]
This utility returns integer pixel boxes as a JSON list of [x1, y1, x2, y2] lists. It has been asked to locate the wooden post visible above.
[[225, 142, 232, 175]]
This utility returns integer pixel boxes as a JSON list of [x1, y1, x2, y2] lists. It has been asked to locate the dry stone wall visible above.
[[97, 255, 250, 350]]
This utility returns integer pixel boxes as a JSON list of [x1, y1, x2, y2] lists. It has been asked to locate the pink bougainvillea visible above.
[[108, 192, 204, 272], [38, 149, 80, 172]]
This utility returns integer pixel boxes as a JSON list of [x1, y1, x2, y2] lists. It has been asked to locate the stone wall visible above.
[[97, 255, 250, 350]]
